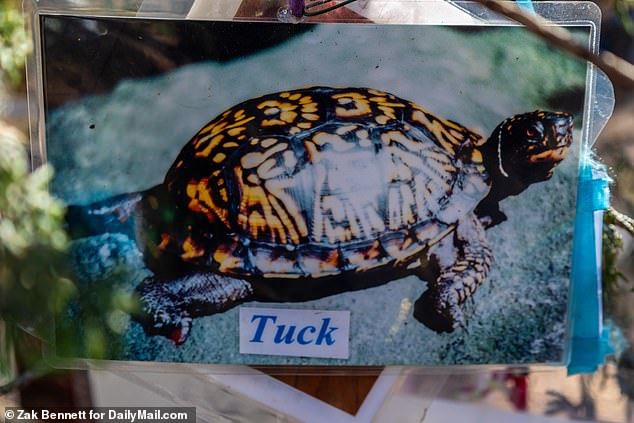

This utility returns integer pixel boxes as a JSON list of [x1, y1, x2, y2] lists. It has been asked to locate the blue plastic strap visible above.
[[590, 178, 610, 210], [567, 162, 612, 375]]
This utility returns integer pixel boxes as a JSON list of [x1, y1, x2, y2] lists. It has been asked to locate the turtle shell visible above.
[[161, 87, 491, 278]]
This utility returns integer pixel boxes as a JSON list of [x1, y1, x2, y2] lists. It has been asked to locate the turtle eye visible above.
[[524, 124, 543, 143]]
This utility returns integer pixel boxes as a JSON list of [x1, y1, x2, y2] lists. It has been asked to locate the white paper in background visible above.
[[345, 0, 480, 23], [184, 0, 480, 23]]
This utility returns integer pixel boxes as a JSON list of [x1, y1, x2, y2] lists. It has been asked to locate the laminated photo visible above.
[[40, 14, 590, 366]]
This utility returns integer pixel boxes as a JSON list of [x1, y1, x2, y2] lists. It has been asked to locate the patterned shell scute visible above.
[[164, 87, 489, 277]]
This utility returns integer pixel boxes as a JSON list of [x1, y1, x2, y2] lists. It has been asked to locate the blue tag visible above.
[[568, 162, 612, 375]]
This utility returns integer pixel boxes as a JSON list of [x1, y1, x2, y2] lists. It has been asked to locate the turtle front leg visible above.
[[414, 215, 492, 333], [474, 197, 507, 229], [134, 272, 254, 344]]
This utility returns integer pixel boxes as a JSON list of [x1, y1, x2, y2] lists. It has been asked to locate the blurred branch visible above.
[[471, 0, 634, 89]]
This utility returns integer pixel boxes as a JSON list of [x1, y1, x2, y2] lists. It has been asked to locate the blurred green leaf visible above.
[[0, 4, 31, 90], [615, 0, 634, 36], [0, 124, 136, 363], [0, 124, 72, 340]]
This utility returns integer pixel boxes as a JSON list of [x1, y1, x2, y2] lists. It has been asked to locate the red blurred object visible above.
[[491, 369, 529, 411], [505, 370, 529, 411], [496, 369, 528, 411]]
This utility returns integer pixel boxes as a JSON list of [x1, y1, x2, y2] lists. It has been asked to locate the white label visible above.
[[239, 307, 350, 359]]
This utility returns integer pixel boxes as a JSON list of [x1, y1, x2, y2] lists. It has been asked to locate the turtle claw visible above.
[[142, 306, 193, 345], [154, 309, 171, 326], [167, 316, 192, 345], [448, 303, 468, 333]]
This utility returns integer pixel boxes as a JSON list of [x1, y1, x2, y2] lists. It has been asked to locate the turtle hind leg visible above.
[[414, 215, 492, 333], [134, 272, 253, 345]]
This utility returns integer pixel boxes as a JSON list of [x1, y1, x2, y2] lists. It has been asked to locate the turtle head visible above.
[[489, 111, 573, 182], [475, 111, 574, 227]]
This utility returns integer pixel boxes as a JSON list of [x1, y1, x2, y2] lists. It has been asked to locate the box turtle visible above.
[[67, 86, 574, 344]]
